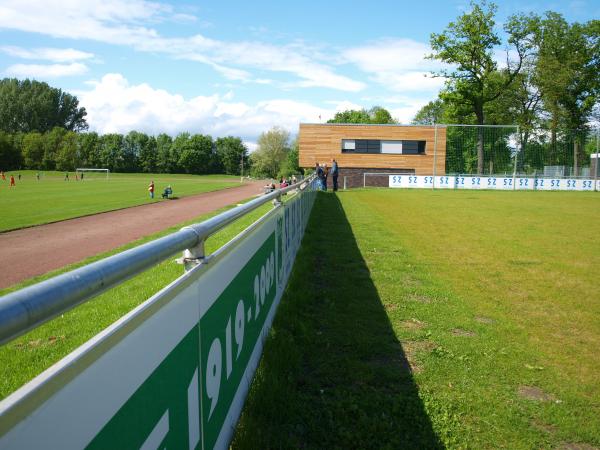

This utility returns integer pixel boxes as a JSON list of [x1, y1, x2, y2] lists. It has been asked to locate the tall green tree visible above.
[[99, 134, 125, 172], [178, 134, 213, 174], [251, 127, 290, 178], [279, 138, 301, 178], [428, 1, 532, 173], [535, 14, 599, 172], [21, 132, 45, 168], [216, 136, 248, 175], [77, 132, 102, 168], [0, 132, 21, 170], [55, 131, 79, 171], [42, 127, 68, 170], [411, 99, 447, 125], [0, 78, 88, 133], [156, 133, 174, 173]]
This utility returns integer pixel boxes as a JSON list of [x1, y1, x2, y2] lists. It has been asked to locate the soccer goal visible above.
[[75, 168, 110, 180]]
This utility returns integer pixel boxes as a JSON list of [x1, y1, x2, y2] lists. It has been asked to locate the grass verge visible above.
[[233, 189, 600, 449]]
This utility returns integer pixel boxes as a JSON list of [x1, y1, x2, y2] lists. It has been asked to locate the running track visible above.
[[0, 181, 265, 289]]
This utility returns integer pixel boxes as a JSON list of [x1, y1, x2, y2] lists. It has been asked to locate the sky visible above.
[[0, 0, 598, 149]]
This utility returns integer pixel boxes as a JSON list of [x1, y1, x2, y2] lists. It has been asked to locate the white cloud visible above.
[[78, 73, 346, 141], [0, 46, 94, 62], [5, 62, 89, 78], [343, 38, 446, 92], [0, 0, 364, 92]]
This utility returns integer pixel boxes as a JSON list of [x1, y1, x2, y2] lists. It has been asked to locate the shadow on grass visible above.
[[233, 192, 442, 449]]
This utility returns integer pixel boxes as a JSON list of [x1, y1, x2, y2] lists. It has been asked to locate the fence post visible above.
[[432, 124, 438, 189], [512, 126, 520, 190], [595, 130, 599, 192], [343, 176, 347, 190]]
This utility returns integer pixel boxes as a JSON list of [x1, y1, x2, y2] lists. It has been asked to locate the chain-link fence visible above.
[[362, 124, 599, 190], [443, 125, 599, 178]]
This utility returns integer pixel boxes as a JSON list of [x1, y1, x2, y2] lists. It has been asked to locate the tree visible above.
[[412, 99, 447, 125], [216, 136, 248, 175], [428, 1, 532, 173], [42, 127, 68, 170], [156, 134, 173, 173], [55, 131, 79, 171], [0, 78, 88, 133], [328, 106, 396, 124], [178, 134, 213, 174], [251, 127, 290, 178], [21, 132, 45, 168], [279, 139, 300, 178], [99, 134, 125, 172], [0, 132, 21, 170], [78, 132, 102, 168]]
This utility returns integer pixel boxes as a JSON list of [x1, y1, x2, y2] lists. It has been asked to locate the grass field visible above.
[[233, 189, 600, 449], [0, 170, 241, 231]]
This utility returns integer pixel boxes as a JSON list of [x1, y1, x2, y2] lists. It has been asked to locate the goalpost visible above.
[[75, 168, 110, 180]]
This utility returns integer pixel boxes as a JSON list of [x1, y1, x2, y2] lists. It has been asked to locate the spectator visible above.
[[331, 159, 339, 191]]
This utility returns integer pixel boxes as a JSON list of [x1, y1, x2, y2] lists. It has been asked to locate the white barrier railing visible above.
[[0, 176, 318, 449]]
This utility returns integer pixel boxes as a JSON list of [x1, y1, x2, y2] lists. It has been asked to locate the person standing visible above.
[[148, 180, 155, 199], [331, 159, 339, 191], [9, 175, 15, 187], [315, 162, 324, 190], [64, 172, 69, 181], [322, 164, 329, 191]]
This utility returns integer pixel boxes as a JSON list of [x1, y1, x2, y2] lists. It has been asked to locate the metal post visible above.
[[595, 130, 599, 192], [512, 126, 519, 191], [363, 172, 366, 188], [432, 124, 438, 189], [178, 238, 205, 272], [240, 151, 244, 183], [343, 176, 347, 190]]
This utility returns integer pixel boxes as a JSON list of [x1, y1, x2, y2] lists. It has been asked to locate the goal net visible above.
[[75, 168, 110, 180]]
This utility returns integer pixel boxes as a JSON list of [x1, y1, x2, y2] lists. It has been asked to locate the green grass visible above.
[[0, 170, 241, 231], [0, 198, 272, 400], [233, 189, 600, 449]]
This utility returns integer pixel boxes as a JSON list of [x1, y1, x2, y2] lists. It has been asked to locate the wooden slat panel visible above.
[[298, 124, 447, 175]]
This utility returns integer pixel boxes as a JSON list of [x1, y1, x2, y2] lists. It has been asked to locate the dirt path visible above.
[[0, 181, 265, 289]]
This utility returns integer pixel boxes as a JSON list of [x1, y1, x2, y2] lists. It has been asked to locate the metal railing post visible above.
[[595, 130, 599, 192], [512, 126, 520, 190]]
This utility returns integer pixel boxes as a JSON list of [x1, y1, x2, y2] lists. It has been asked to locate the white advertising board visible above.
[[389, 175, 597, 192]]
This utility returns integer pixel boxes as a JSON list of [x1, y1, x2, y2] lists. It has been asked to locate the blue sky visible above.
[[0, 0, 598, 148]]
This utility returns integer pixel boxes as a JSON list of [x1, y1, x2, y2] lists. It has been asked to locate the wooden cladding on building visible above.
[[298, 124, 446, 175]]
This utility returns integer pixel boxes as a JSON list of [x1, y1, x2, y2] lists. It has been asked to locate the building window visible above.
[[341, 139, 425, 154], [342, 139, 355, 151]]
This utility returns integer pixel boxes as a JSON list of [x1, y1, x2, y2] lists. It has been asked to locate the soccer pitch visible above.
[[0, 171, 241, 231], [234, 189, 600, 449]]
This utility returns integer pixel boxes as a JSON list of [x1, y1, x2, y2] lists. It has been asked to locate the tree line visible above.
[[412, 2, 599, 174], [0, 78, 301, 178], [0, 128, 251, 175]]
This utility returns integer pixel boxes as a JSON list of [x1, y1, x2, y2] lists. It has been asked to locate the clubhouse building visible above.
[[298, 123, 446, 188]]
